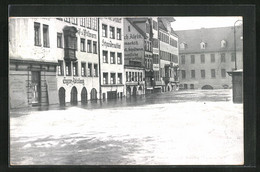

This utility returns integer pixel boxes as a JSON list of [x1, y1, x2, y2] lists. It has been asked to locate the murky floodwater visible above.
[[10, 89, 243, 165]]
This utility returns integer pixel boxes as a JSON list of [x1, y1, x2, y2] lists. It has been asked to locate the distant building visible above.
[[158, 17, 180, 92], [176, 26, 243, 89], [99, 18, 125, 99]]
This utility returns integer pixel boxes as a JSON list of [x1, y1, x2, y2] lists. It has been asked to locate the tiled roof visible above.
[[175, 26, 243, 54]]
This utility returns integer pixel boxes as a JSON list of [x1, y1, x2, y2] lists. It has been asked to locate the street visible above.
[[10, 89, 243, 165]]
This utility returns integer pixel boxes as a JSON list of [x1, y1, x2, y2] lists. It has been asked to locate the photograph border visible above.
[[2, 2, 257, 172]]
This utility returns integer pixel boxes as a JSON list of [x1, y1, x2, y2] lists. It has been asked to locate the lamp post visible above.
[[233, 19, 242, 70]]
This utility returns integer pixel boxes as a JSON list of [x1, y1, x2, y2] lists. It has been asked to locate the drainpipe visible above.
[[98, 18, 102, 100]]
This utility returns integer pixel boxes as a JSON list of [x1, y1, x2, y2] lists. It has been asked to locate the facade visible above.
[[158, 17, 179, 92], [9, 18, 59, 108], [55, 17, 100, 105], [9, 17, 101, 108], [99, 18, 125, 99], [123, 18, 146, 96], [176, 26, 243, 89]]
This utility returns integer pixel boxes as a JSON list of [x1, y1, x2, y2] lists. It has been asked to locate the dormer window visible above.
[[200, 42, 206, 49], [221, 40, 227, 48], [180, 42, 187, 50]]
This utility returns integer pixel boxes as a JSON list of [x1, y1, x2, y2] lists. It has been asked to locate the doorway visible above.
[[31, 71, 41, 105], [59, 87, 66, 106], [70, 86, 78, 105]]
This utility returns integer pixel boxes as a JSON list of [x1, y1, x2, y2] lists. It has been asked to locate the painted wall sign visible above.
[[77, 28, 97, 39], [102, 39, 121, 49], [63, 77, 85, 85]]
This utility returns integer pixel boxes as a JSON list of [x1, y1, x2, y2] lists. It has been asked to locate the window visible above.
[[200, 54, 205, 63], [117, 28, 121, 40], [80, 18, 85, 27], [92, 18, 97, 30], [221, 40, 227, 48], [181, 55, 185, 64], [181, 70, 186, 79], [57, 33, 62, 48], [135, 72, 137, 81], [180, 43, 186, 50], [73, 62, 78, 76], [88, 63, 92, 77], [110, 26, 115, 39], [103, 51, 108, 63], [94, 64, 98, 77], [117, 73, 122, 84], [57, 60, 64, 76], [132, 72, 134, 81], [34, 22, 41, 46], [200, 42, 206, 49], [128, 25, 131, 32], [65, 62, 71, 76], [129, 72, 132, 81], [153, 20, 158, 30], [117, 53, 122, 64], [93, 41, 97, 54], [103, 73, 108, 84], [126, 72, 129, 82], [231, 53, 236, 62], [102, 24, 107, 37], [110, 73, 116, 84], [86, 18, 91, 28], [211, 54, 215, 63], [221, 53, 226, 62], [191, 70, 195, 78], [201, 70, 205, 78], [211, 69, 216, 78], [221, 69, 226, 77], [81, 63, 86, 76], [87, 40, 92, 53], [71, 18, 78, 25], [43, 25, 49, 47], [110, 52, 115, 64], [140, 72, 143, 81], [64, 18, 70, 23], [191, 55, 195, 64], [80, 38, 86, 52]]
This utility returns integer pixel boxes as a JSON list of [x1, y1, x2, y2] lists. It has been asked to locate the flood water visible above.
[[10, 89, 244, 165]]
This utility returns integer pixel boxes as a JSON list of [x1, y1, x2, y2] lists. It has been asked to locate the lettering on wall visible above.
[[63, 77, 85, 85], [106, 18, 122, 23], [102, 39, 121, 49], [124, 33, 144, 60], [77, 28, 97, 39]]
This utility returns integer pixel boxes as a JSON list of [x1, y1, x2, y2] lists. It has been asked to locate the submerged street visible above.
[[10, 89, 243, 165]]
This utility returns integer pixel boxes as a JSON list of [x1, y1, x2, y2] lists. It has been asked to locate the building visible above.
[[9, 17, 101, 108], [158, 17, 180, 92], [176, 26, 243, 89], [9, 18, 59, 108], [55, 17, 100, 105], [99, 18, 125, 99], [123, 18, 146, 97], [126, 18, 154, 93]]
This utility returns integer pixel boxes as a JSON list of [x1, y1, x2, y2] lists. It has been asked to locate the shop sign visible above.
[[63, 77, 84, 85]]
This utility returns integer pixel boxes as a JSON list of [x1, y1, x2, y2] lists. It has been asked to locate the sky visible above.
[[171, 17, 243, 31]]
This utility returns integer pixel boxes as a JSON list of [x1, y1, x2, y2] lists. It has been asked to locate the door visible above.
[[59, 87, 66, 106], [133, 86, 137, 96], [70, 86, 78, 105], [81, 87, 88, 104], [31, 71, 41, 104]]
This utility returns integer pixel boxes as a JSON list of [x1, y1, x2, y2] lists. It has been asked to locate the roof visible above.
[[125, 18, 147, 38], [175, 26, 243, 54]]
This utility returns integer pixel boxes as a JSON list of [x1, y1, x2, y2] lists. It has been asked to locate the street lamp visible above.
[[233, 19, 242, 70]]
